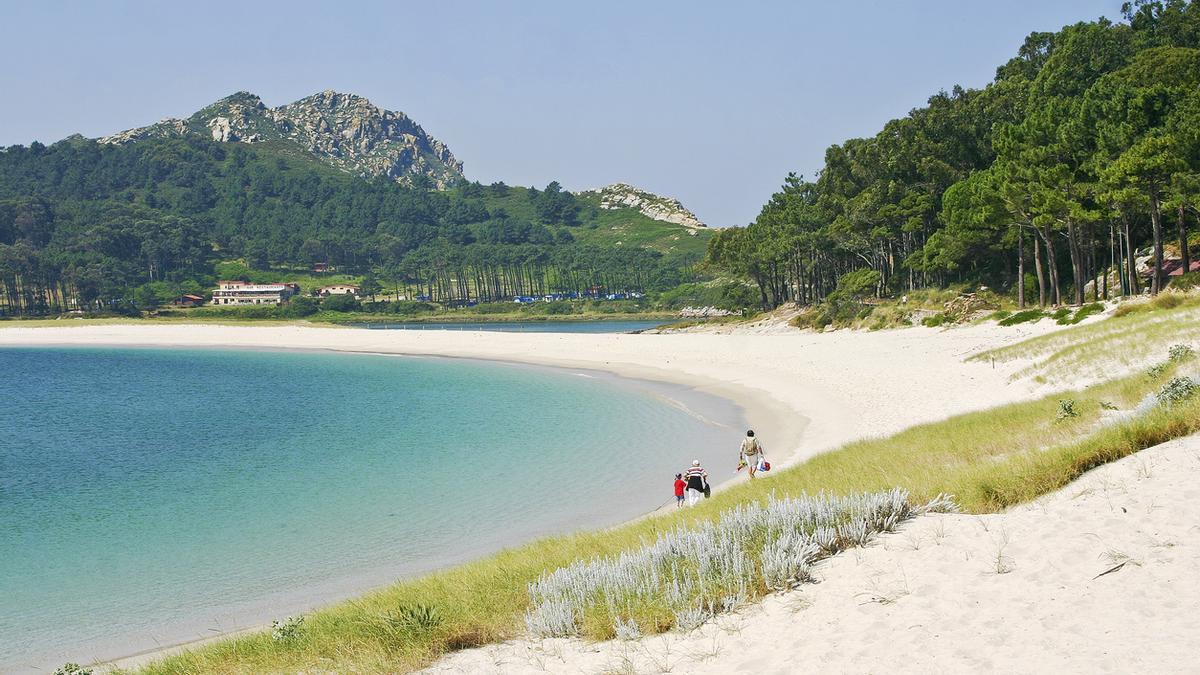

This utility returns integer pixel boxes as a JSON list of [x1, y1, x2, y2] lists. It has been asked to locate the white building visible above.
[[317, 284, 360, 297], [211, 280, 300, 306]]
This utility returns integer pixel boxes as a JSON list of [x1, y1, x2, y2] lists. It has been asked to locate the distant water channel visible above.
[[0, 347, 742, 671], [345, 319, 673, 333]]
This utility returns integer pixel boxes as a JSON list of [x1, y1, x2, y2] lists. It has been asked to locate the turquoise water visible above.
[[0, 347, 741, 671], [347, 319, 672, 333]]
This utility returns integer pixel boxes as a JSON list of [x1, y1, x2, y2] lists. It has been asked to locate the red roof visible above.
[[1163, 259, 1200, 276]]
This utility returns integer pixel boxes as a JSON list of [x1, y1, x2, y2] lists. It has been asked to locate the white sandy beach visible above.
[[2, 318, 1178, 673]]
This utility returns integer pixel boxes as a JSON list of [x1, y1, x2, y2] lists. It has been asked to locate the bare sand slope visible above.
[[0, 321, 1061, 474], [423, 434, 1200, 674]]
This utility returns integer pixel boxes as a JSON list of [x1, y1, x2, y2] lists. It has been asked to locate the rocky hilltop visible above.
[[100, 91, 464, 189], [579, 183, 706, 229]]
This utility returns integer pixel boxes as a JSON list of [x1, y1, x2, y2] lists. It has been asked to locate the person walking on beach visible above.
[[674, 473, 687, 508], [740, 429, 765, 480], [685, 460, 708, 507]]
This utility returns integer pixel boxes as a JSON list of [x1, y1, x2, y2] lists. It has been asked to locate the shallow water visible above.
[[0, 347, 742, 671]]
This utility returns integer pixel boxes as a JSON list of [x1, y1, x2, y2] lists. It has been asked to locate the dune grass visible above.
[[973, 292, 1200, 385], [126, 339, 1200, 673]]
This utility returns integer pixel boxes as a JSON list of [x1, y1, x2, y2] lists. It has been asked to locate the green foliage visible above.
[[393, 603, 443, 632], [1056, 398, 1079, 420], [705, 7, 1200, 311], [0, 136, 710, 317], [281, 296, 319, 318], [1169, 271, 1200, 290], [922, 313, 948, 327], [1049, 302, 1106, 325], [53, 664, 93, 675], [1157, 376, 1198, 406], [998, 309, 1047, 326], [835, 268, 881, 299], [1168, 342, 1195, 361], [270, 615, 304, 642], [321, 293, 361, 312], [655, 280, 758, 311]]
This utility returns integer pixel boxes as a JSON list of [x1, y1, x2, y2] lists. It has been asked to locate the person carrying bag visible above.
[[739, 429, 768, 479]]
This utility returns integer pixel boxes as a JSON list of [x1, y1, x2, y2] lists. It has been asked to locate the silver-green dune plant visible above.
[[525, 489, 954, 638], [53, 664, 93, 675], [1157, 376, 1198, 407], [1168, 343, 1195, 362]]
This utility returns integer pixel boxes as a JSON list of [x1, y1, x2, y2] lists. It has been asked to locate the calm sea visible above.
[[0, 347, 741, 671]]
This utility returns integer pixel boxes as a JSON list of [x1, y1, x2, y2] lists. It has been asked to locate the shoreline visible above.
[[0, 322, 1061, 670]]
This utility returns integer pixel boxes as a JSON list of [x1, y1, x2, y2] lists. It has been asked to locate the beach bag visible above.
[[758, 459, 771, 472], [703, 483, 711, 498]]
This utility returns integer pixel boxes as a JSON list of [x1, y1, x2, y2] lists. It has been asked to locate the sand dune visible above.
[[424, 433, 1200, 674]]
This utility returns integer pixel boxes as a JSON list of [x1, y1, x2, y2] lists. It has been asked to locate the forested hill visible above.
[[708, 0, 1200, 315], [0, 123, 710, 315]]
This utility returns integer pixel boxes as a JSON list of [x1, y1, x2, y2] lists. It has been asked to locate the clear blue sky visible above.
[[1, 0, 1118, 227]]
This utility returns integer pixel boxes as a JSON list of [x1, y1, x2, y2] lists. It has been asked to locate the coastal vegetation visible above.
[[707, 1, 1200, 313], [0, 137, 710, 317], [129, 306, 1200, 674]]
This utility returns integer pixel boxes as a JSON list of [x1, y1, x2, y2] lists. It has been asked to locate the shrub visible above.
[[321, 293, 361, 312], [1151, 293, 1183, 311], [1157, 377, 1198, 407], [836, 269, 882, 300], [394, 603, 442, 632], [1112, 301, 1145, 318], [53, 665, 93, 675], [922, 313, 948, 328], [281, 296, 319, 318], [1058, 302, 1104, 325], [998, 309, 1045, 326], [1056, 399, 1079, 420], [657, 281, 757, 311], [1168, 271, 1200, 291], [1147, 362, 1169, 379], [524, 490, 933, 638], [271, 615, 305, 642], [1168, 344, 1195, 362]]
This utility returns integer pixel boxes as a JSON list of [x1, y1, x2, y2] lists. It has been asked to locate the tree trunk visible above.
[[1033, 234, 1047, 307], [1150, 195, 1165, 295], [1065, 219, 1084, 306], [1016, 225, 1026, 309], [1179, 204, 1191, 278], [1122, 213, 1140, 295], [1040, 223, 1061, 305]]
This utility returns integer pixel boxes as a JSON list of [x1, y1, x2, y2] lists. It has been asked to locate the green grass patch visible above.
[[997, 308, 1046, 326], [977, 292, 1200, 385]]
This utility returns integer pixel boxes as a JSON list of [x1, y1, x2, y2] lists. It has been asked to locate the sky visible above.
[[0, 0, 1120, 227]]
